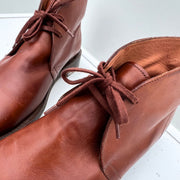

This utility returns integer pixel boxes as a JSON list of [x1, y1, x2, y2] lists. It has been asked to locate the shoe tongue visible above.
[[116, 62, 150, 90]]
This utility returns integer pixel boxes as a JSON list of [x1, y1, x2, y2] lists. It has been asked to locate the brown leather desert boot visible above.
[[0, 0, 87, 138], [0, 37, 179, 179]]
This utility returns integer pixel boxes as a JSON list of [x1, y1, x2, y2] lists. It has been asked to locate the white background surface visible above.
[[0, 16, 179, 180], [0, 0, 39, 13]]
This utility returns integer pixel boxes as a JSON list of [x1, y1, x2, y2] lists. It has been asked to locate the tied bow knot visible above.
[[35, 10, 49, 19], [100, 73, 114, 89], [13, 0, 74, 49], [46, 62, 139, 139]]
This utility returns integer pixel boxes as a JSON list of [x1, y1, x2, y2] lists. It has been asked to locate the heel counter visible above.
[[51, 24, 82, 79], [49, 0, 87, 79]]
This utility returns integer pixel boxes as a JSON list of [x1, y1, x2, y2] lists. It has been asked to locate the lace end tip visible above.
[[116, 133, 120, 139], [115, 124, 121, 139], [116, 134, 121, 139]]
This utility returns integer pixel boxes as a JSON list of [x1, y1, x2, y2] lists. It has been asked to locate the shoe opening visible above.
[[106, 37, 180, 77]]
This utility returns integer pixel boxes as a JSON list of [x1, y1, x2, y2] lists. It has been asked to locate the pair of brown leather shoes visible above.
[[0, 0, 179, 179]]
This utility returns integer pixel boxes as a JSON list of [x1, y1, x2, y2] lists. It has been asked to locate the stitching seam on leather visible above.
[[129, 63, 148, 79], [133, 73, 169, 92]]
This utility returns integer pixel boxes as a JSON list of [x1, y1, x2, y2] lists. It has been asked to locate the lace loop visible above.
[[13, 0, 74, 49], [56, 62, 139, 139]]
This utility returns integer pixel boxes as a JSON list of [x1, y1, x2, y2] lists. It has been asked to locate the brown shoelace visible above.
[[45, 62, 139, 139], [13, 0, 74, 49]]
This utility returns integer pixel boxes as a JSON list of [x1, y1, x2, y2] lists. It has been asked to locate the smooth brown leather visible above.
[[0, 37, 179, 179], [0, 0, 87, 136], [101, 37, 180, 179]]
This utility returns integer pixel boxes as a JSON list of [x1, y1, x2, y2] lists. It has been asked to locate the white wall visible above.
[[0, 0, 39, 13], [82, 0, 180, 61]]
